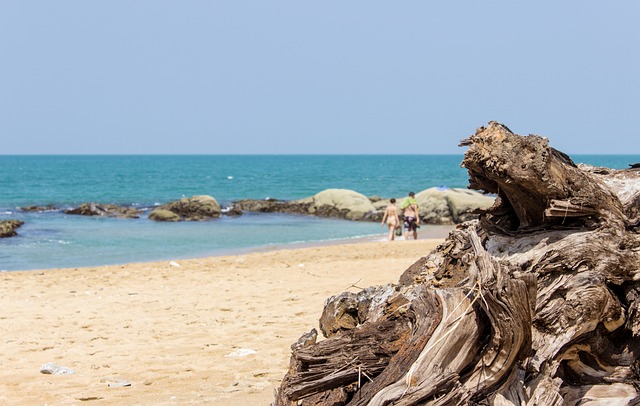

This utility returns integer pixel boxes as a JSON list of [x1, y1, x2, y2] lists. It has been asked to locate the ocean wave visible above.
[[42, 239, 72, 245]]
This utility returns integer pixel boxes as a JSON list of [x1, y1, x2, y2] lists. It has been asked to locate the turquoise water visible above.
[[0, 155, 470, 207], [1, 154, 638, 271]]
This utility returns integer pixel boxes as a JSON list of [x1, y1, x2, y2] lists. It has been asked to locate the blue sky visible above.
[[1, 2, 638, 154]]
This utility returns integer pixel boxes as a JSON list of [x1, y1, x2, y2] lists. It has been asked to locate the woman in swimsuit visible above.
[[381, 198, 400, 241]]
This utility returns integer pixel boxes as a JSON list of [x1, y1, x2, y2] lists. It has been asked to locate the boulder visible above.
[[150, 195, 221, 221], [304, 189, 377, 221], [0, 220, 24, 238], [65, 203, 142, 218], [442, 188, 495, 222], [148, 209, 181, 222], [371, 198, 390, 211]]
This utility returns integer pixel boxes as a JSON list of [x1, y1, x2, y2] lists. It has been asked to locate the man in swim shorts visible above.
[[401, 191, 420, 240]]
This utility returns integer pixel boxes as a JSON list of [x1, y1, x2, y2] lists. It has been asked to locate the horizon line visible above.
[[2, 152, 639, 157]]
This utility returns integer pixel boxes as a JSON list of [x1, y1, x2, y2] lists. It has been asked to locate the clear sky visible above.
[[1, 1, 638, 155]]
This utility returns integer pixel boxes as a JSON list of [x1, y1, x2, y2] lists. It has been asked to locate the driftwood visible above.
[[273, 122, 640, 405]]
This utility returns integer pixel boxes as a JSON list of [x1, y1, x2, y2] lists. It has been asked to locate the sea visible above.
[[1, 154, 638, 272]]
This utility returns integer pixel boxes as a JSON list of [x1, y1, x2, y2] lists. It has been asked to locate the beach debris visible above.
[[40, 363, 75, 375], [169, 261, 181, 267], [107, 379, 132, 388], [273, 122, 640, 405], [225, 348, 257, 358]]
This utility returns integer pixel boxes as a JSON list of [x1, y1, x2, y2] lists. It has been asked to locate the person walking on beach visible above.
[[381, 198, 400, 241], [401, 191, 420, 240]]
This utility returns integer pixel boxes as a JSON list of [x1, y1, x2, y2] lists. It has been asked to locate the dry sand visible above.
[[0, 238, 442, 405]]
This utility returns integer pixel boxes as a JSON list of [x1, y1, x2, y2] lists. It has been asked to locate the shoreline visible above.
[[203, 223, 454, 261], [4, 224, 454, 273], [0, 237, 444, 405]]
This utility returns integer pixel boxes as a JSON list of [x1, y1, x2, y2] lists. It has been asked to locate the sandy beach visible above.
[[0, 238, 443, 405]]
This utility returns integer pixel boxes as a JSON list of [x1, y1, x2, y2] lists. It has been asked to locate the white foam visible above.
[[44, 239, 71, 245]]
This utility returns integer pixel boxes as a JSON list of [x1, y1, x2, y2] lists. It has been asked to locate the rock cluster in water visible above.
[[235, 189, 380, 221], [7, 188, 495, 232], [235, 187, 494, 224], [64, 203, 142, 218]]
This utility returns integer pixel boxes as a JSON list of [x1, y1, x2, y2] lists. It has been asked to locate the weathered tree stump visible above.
[[273, 122, 640, 405]]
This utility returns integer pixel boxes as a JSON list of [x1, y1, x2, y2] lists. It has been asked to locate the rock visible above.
[[222, 206, 243, 216], [371, 198, 391, 211], [19, 205, 57, 212], [0, 220, 24, 238], [148, 209, 181, 222], [234, 198, 311, 216], [65, 203, 142, 218], [150, 195, 221, 221], [307, 189, 377, 221], [441, 188, 495, 222]]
